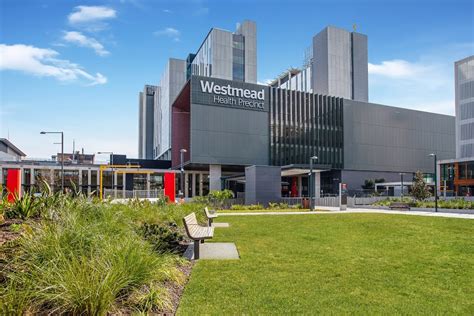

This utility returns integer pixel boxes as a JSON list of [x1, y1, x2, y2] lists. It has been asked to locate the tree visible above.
[[361, 179, 375, 190], [411, 171, 431, 200]]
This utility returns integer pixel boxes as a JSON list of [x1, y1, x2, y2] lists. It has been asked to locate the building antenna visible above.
[[353, 23, 357, 32]]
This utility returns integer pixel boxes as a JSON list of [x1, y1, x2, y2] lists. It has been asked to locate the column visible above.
[[87, 170, 91, 195], [122, 173, 126, 198], [192, 173, 196, 197], [209, 164, 222, 191], [199, 173, 203, 196], [0, 168, 3, 188], [50, 169, 55, 191], [30, 168, 35, 187], [146, 173, 151, 198], [78, 169, 83, 187], [184, 172, 189, 198], [314, 172, 321, 198], [114, 171, 118, 198]]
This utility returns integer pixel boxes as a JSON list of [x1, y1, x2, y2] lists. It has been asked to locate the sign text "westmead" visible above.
[[200, 80, 265, 110]]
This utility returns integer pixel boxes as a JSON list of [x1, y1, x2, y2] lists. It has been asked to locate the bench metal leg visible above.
[[193, 240, 200, 259], [208, 218, 213, 227]]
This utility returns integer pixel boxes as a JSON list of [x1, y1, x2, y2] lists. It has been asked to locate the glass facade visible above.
[[232, 34, 245, 81], [270, 88, 344, 168]]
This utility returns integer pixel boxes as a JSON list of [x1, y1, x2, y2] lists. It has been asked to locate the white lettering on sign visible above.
[[200, 80, 265, 101]]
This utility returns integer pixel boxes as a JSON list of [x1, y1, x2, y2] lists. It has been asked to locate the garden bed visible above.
[[0, 193, 207, 314]]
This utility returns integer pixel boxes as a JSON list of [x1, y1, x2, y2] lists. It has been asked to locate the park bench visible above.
[[204, 206, 218, 226], [389, 202, 410, 210], [183, 212, 214, 259]]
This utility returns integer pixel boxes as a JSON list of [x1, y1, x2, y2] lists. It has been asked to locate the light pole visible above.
[[180, 149, 187, 198], [399, 172, 405, 198], [429, 153, 438, 212], [98, 152, 114, 196], [308, 156, 318, 211], [41, 131, 64, 192]]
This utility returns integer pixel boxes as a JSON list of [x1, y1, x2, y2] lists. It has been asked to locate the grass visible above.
[[178, 214, 474, 314], [219, 208, 312, 213]]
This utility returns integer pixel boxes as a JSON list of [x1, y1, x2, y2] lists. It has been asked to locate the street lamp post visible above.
[[429, 153, 438, 212], [98, 152, 114, 197], [308, 156, 318, 211], [399, 172, 405, 198], [180, 149, 187, 198], [41, 131, 64, 192]]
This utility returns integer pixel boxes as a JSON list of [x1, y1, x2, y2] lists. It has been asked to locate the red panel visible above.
[[164, 172, 176, 203], [6, 169, 21, 202], [291, 177, 298, 197]]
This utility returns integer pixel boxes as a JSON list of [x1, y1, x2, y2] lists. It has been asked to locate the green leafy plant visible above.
[[139, 222, 185, 253], [4, 192, 39, 220], [0, 194, 190, 314]]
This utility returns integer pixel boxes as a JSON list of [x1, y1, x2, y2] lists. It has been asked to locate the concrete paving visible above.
[[219, 208, 474, 219], [212, 222, 230, 228], [184, 242, 240, 260]]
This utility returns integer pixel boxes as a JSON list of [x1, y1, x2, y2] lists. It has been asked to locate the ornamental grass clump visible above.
[[1, 196, 187, 315]]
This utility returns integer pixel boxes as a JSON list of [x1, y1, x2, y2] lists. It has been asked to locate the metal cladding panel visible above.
[[351, 32, 368, 102], [343, 99, 455, 173], [245, 165, 281, 205], [189, 76, 269, 166], [312, 28, 329, 95], [211, 29, 233, 80], [138, 92, 144, 158]]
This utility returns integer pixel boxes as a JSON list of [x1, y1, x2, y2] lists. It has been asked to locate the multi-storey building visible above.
[[139, 20, 258, 161], [155, 59, 186, 160], [138, 85, 158, 159], [439, 55, 474, 196], [271, 26, 368, 102]]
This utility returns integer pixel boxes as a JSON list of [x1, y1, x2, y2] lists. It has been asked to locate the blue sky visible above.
[[1, 0, 473, 159]]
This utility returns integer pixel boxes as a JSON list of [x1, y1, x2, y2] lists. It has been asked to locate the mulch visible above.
[[0, 219, 22, 247]]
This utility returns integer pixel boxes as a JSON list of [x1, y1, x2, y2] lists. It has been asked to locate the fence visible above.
[[103, 189, 163, 199]]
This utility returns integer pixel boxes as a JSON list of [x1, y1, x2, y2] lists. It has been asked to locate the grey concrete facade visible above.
[[313, 26, 368, 102], [138, 85, 158, 159], [245, 165, 281, 205], [455, 55, 474, 159], [343, 99, 455, 173], [189, 76, 269, 166]]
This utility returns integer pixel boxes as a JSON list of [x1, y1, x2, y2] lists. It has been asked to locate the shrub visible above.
[[229, 204, 263, 210], [4, 192, 39, 220], [139, 222, 185, 253], [0, 195, 189, 314]]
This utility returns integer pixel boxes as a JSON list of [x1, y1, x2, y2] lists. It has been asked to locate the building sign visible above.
[[192, 76, 268, 112]]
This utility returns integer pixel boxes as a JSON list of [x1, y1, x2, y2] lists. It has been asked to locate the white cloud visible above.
[[68, 6, 116, 32], [163, 9, 172, 13], [368, 59, 431, 78], [0, 44, 107, 85], [63, 31, 109, 56], [68, 6, 116, 24], [368, 58, 453, 115], [154, 27, 180, 42]]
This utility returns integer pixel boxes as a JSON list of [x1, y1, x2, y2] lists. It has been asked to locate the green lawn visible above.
[[178, 214, 474, 314], [218, 208, 312, 213]]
